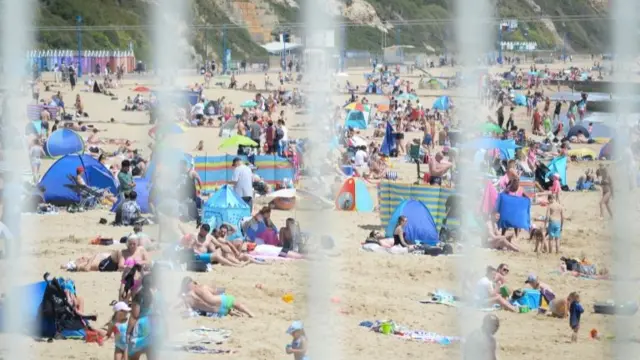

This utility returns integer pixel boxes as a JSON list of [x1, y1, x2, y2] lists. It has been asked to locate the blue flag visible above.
[[380, 121, 395, 156]]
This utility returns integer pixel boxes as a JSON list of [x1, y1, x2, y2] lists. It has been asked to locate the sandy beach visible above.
[[1, 59, 639, 360]]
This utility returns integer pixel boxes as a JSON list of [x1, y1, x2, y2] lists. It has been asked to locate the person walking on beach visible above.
[[29, 138, 45, 183], [568, 292, 583, 342]]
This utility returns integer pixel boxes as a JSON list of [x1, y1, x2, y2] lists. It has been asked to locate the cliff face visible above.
[[36, 0, 610, 61]]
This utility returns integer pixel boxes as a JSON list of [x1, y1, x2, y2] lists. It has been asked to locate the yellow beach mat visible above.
[[568, 148, 596, 159]]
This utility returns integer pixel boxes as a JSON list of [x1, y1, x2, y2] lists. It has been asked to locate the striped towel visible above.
[[520, 177, 536, 198], [27, 105, 58, 121]]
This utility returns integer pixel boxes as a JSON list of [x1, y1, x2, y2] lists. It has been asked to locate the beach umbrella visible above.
[[396, 93, 419, 101], [345, 102, 365, 111], [240, 100, 258, 108], [479, 122, 503, 134], [133, 86, 151, 93], [218, 135, 258, 150]]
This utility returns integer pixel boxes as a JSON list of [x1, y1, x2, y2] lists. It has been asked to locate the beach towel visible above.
[[359, 320, 462, 345], [480, 181, 498, 214], [419, 289, 499, 311], [165, 327, 232, 354], [496, 193, 531, 230]]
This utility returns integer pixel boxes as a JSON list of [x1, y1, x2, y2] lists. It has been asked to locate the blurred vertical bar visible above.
[[610, 0, 639, 358], [1, 0, 36, 356], [455, 0, 492, 358], [302, 0, 340, 359], [151, 0, 190, 359]]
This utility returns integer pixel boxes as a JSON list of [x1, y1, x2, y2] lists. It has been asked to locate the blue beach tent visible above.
[[385, 199, 439, 246], [201, 185, 251, 240], [39, 154, 117, 205], [344, 110, 369, 130], [45, 128, 84, 157], [432, 96, 451, 111], [111, 178, 153, 213], [545, 156, 568, 186]]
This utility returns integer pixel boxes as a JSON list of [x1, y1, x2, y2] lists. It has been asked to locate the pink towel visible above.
[[481, 181, 498, 214], [261, 228, 280, 246]]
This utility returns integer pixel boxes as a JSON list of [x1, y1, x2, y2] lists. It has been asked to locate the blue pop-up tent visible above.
[[201, 185, 250, 240], [432, 96, 450, 110], [39, 154, 117, 205], [545, 156, 568, 186], [344, 110, 369, 129], [385, 199, 439, 246], [45, 129, 84, 157]]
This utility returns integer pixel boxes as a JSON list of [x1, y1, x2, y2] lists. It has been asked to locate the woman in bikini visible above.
[[61, 236, 151, 272], [598, 167, 613, 219]]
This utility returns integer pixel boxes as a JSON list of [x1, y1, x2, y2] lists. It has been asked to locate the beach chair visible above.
[[63, 175, 102, 210], [408, 144, 424, 184]]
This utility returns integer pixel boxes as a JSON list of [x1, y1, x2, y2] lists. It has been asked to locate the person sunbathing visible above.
[[186, 224, 264, 266], [484, 214, 519, 252], [179, 277, 254, 318], [61, 236, 151, 272]]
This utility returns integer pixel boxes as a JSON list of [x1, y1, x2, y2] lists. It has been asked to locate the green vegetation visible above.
[[266, 0, 609, 53], [35, 0, 609, 61], [36, 0, 267, 62]]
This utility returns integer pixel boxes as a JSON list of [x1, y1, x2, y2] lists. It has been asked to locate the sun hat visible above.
[[286, 321, 304, 334], [113, 301, 131, 312]]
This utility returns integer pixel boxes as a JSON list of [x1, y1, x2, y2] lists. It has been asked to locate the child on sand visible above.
[[105, 302, 131, 360], [285, 321, 309, 360], [545, 194, 564, 254], [568, 292, 583, 342]]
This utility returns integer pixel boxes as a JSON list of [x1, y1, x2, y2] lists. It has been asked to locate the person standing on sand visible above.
[[568, 292, 583, 342], [230, 157, 254, 211], [545, 193, 564, 253], [597, 166, 613, 219], [428, 152, 452, 186], [463, 314, 500, 360]]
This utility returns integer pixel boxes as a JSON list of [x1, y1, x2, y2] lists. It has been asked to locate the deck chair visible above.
[[63, 175, 102, 209], [409, 144, 424, 185]]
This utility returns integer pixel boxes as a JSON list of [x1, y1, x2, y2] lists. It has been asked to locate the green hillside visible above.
[[34, 0, 610, 61], [36, 0, 267, 61], [268, 0, 609, 53]]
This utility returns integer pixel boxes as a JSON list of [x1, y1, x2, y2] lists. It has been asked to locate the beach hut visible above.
[[201, 185, 250, 240], [385, 199, 439, 246], [344, 110, 369, 130], [39, 154, 117, 205], [335, 177, 374, 212], [45, 129, 84, 157]]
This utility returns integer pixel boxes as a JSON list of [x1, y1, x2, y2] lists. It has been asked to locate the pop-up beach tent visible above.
[[385, 199, 439, 246], [344, 110, 369, 130], [432, 96, 451, 110], [201, 185, 250, 240], [335, 177, 374, 212], [45, 129, 84, 157], [39, 154, 117, 205]]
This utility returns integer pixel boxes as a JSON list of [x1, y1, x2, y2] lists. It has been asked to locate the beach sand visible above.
[[1, 60, 639, 359]]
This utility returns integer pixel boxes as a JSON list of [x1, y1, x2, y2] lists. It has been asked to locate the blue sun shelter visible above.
[[0, 280, 54, 337], [39, 154, 117, 205], [432, 96, 451, 111], [45, 128, 84, 157], [385, 199, 439, 246], [201, 185, 250, 240], [335, 177, 374, 212], [344, 110, 369, 130]]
